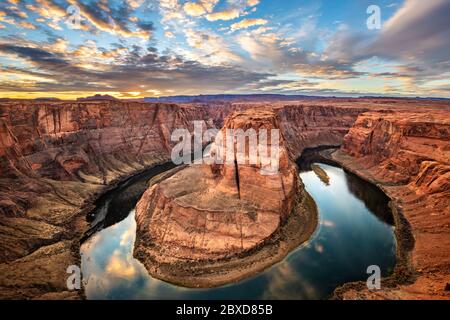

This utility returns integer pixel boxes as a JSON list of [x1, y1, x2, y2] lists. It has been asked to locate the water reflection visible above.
[[81, 163, 396, 300], [83, 163, 175, 242], [345, 173, 394, 225]]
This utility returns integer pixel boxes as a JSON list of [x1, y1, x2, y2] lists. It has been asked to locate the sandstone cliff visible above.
[[276, 105, 366, 158], [0, 100, 215, 299], [133, 109, 317, 287], [333, 110, 450, 299]]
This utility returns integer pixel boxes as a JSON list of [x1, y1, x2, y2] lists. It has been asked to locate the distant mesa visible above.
[[144, 94, 324, 103], [144, 94, 450, 104], [0, 97, 62, 102], [77, 94, 119, 102], [34, 97, 61, 101], [359, 95, 450, 101]]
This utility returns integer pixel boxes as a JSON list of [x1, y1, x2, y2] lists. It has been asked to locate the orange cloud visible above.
[[230, 18, 267, 31], [183, 0, 219, 17], [206, 9, 241, 21]]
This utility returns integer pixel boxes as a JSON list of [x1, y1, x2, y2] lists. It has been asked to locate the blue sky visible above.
[[0, 0, 449, 99]]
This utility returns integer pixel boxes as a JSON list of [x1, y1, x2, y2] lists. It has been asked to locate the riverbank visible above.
[[133, 179, 318, 288], [0, 157, 171, 300], [331, 150, 449, 300]]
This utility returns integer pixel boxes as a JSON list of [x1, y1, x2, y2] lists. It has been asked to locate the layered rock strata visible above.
[[134, 109, 317, 287], [276, 105, 366, 159], [332, 110, 450, 300], [0, 100, 215, 299]]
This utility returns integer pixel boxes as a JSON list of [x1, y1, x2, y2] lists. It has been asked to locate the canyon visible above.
[[134, 109, 317, 287], [0, 98, 448, 299]]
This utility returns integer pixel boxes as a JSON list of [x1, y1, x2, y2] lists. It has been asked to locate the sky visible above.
[[0, 0, 449, 99]]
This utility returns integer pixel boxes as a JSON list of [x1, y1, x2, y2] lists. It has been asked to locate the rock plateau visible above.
[[134, 109, 317, 287]]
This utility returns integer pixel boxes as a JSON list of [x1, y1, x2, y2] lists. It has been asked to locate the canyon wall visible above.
[[0, 101, 363, 262], [0, 101, 215, 299], [275, 105, 366, 158], [333, 110, 450, 299]]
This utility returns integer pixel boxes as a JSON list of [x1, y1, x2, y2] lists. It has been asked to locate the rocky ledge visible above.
[[134, 109, 318, 287], [332, 110, 450, 300]]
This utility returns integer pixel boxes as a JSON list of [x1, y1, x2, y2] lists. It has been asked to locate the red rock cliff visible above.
[[135, 109, 299, 260], [333, 110, 450, 299], [275, 105, 366, 158], [2, 98, 447, 299], [0, 100, 215, 299]]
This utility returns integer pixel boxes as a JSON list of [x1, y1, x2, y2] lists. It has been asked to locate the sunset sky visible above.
[[0, 0, 449, 99]]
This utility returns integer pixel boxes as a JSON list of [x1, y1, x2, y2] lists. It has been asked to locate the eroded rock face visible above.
[[134, 109, 300, 265], [341, 111, 450, 184], [276, 105, 366, 159], [211, 109, 298, 221], [333, 110, 450, 300], [0, 100, 216, 299]]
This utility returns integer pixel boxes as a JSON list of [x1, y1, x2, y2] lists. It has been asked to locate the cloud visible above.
[[183, 0, 219, 17], [182, 0, 261, 22], [206, 8, 241, 21], [106, 250, 137, 278], [1, 0, 449, 98], [184, 28, 243, 65], [24, 0, 82, 31], [371, 0, 450, 64], [126, 0, 144, 10], [0, 5, 23, 25], [325, 0, 450, 83], [230, 18, 267, 31], [205, 0, 260, 21], [247, 78, 320, 93], [136, 21, 155, 31], [235, 27, 363, 80], [0, 42, 272, 97], [25, 0, 67, 20], [164, 31, 175, 38], [159, 0, 186, 23], [261, 260, 319, 299], [65, 0, 153, 39], [323, 1, 448, 96], [236, 30, 283, 62], [0, 44, 72, 70], [19, 21, 37, 30], [246, 0, 260, 6]]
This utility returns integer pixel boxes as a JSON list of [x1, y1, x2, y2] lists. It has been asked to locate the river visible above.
[[81, 161, 396, 299]]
